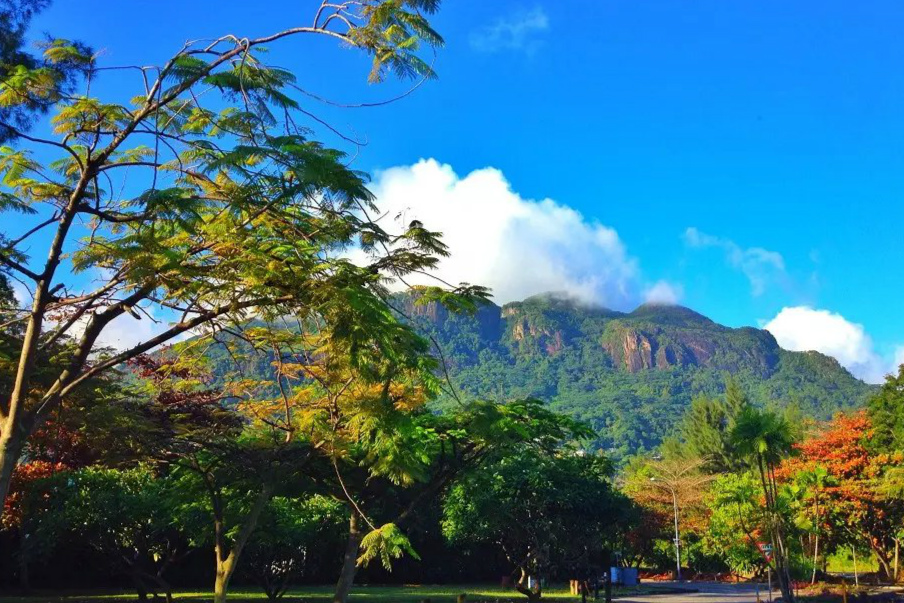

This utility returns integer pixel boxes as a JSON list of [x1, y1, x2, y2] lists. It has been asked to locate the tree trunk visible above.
[[214, 559, 234, 603], [868, 541, 893, 582], [757, 457, 795, 603], [135, 584, 149, 601], [152, 574, 173, 603], [211, 485, 273, 603], [0, 422, 27, 518], [515, 567, 542, 603], [811, 532, 819, 585], [333, 512, 364, 603], [895, 539, 899, 583], [853, 546, 859, 586], [771, 526, 795, 603], [213, 553, 235, 603]]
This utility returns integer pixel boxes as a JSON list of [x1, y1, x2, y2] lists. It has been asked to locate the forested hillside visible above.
[[398, 292, 873, 458]]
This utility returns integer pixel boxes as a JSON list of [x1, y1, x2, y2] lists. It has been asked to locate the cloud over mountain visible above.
[[368, 159, 676, 308], [684, 227, 786, 296], [763, 306, 897, 383]]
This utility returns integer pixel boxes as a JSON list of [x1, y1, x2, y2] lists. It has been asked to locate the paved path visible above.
[[617, 582, 779, 603]]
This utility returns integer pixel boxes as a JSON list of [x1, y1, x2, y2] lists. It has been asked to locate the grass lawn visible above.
[[0, 584, 667, 603], [825, 550, 880, 574]]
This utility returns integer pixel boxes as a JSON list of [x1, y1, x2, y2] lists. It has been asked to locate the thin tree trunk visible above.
[[333, 512, 363, 603], [515, 567, 542, 603], [892, 538, 901, 584], [811, 532, 819, 585], [811, 494, 820, 585], [0, 420, 27, 514], [771, 526, 795, 603], [130, 571, 149, 601], [853, 546, 859, 587], [153, 575, 173, 603], [757, 457, 795, 603], [866, 540, 893, 583], [212, 485, 273, 603]]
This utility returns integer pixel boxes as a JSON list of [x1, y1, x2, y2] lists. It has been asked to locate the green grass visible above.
[[825, 550, 880, 574], [0, 584, 669, 603]]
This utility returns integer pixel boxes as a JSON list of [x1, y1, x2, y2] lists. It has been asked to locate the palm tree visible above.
[[731, 407, 797, 603]]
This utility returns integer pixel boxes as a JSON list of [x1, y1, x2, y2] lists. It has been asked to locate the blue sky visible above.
[[23, 0, 904, 382]]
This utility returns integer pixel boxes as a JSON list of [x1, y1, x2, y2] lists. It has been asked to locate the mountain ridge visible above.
[[398, 291, 872, 457]]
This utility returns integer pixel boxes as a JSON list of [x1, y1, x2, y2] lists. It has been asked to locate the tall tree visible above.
[[228, 326, 439, 603], [625, 456, 712, 579], [731, 406, 797, 603], [703, 471, 770, 576], [868, 365, 904, 453], [0, 0, 484, 517], [680, 379, 749, 472], [131, 351, 315, 603], [443, 446, 630, 603], [0, 0, 91, 142], [26, 466, 197, 602], [781, 412, 904, 581]]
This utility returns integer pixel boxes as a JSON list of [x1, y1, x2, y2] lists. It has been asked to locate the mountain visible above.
[[398, 292, 873, 458]]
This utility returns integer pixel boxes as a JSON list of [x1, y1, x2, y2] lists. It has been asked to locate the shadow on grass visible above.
[[0, 584, 676, 603], [0, 584, 564, 603]]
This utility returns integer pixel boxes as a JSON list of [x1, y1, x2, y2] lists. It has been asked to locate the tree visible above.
[[626, 456, 712, 579], [241, 495, 344, 601], [130, 351, 315, 603], [786, 466, 830, 584], [443, 439, 631, 602], [29, 466, 197, 602], [680, 379, 749, 472], [0, 0, 483, 518], [731, 406, 797, 603], [781, 412, 904, 581], [0, 0, 92, 142], [703, 471, 770, 576], [200, 320, 440, 603], [868, 365, 904, 453], [321, 398, 590, 603]]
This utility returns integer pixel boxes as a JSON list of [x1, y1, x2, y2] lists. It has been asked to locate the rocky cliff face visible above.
[[493, 296, 782, 375], [397, 293, 504, 344], [506, 305, 567, 355], [599, 322, 780, 375], [610, 329, 657, 371]]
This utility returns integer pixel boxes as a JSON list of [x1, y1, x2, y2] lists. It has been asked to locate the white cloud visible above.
[[10, 280, 31, 307], [763, 306, 898, 383], [893, 346, 904, 374], [94, 309, 166, 352], [367, 159, 670, 308], [469, 7, 549, 54], [644, 281, 683, 305], [4, 273, 167, 352], [684, 227, 785, 296], [62, 303, 167, 353]]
